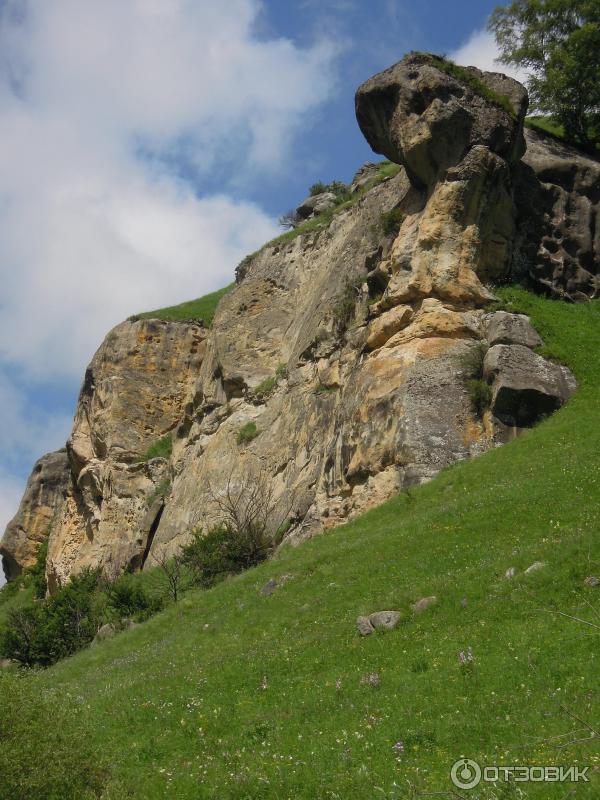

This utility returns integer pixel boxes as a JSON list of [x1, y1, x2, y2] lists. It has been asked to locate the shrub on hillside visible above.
[[0, 569, 102, 667], [107, 572, 162, 621], [181, 523, 272, 588]]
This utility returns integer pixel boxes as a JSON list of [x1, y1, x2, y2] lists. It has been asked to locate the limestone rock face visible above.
[[1, 450, 69, 580], [515, 129, 600, 300], [1, 52, 586, 589], [44, 318, 206, 590]]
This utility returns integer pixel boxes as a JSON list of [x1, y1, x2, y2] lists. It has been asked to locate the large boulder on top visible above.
[[355, 52, 528, 188]]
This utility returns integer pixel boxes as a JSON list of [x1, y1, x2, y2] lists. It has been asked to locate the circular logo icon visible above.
[[450, 758, 482, 790]]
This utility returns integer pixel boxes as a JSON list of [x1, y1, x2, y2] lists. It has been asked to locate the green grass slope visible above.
[[3, 287, 600, 799], [132, 284, 234, 325]]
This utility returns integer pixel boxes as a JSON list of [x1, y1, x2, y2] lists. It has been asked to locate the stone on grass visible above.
[[260, 578, 278, 597], [584, 576, 599, 588], [357, 616, 375, 636], [524, 561, 546, 575], [357, 610, 401, 635], [411, 596, 438, 613], [505, 567, 516, 579], [93, 623, 116, 643]]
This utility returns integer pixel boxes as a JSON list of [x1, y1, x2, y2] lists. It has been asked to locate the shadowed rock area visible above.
[[3, 53, 588, 589]]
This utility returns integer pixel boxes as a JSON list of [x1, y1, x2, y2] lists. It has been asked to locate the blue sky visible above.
[[0, 0, 518, 555]]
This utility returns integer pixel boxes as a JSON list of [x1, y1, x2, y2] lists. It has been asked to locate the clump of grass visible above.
[[466, 379, 493, 416], [131, 284, 233, 326], [309, 180, 351, 202], [253, 376, 277, 401], [460, 341, 492, 417], [314, 382, 336, 395], [428, 54, 516, 117], [146, 478, 172, 507], [379, 207, 405, 237], [253, 364, 288, 402], [333, 277, 363, 332], [237, 421, 259, 446], [137, 433, 173, 463]]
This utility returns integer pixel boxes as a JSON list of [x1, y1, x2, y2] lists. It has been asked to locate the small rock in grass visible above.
[[460, 597, 468, 608], [411, 596, 438, 613], [524, 561, 546, 575], [0, 658, 16, 669], [584, 576, 599, 588], [505, 567, 516, 579], [260, 578, 278, 596], [357, 615, 375, 636], [368, 610, 402, 630], [93, 623, 116, 643]]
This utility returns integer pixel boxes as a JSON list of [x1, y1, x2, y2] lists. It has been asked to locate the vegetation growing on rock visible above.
[[132, 284, 233, 325]]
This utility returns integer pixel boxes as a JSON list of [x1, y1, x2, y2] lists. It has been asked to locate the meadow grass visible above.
[[4, 287, 599, 798]]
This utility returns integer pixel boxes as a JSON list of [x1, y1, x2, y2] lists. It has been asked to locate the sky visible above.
[[0, 0, 525, 577]]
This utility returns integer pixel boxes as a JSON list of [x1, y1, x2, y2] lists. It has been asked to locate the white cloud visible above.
[[0, 0, 338, 382], [450, 29, 529, 86]]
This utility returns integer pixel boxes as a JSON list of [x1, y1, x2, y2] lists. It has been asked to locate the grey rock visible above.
[[516, 128, 600, 300], [355, 52, 527, 188], [0, 658, 16, 669], [94, 623, 117, 643], [486, 312, 543, 349], [357, 615, 375, 636], [411, 595, 438, 613], [296, 192, 337, 220], [260, 578, 278, 597], [350, 162, 380, 193], [484, 344, 576, 427], [505, 567, 516, 579], [121, 618, 137, 630], [524, 561, 546, 575], [368, 610, 402, 630], [584, 576, 599, 588]]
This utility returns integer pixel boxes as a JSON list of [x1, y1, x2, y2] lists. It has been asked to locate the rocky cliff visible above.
[[3, 53, 595, 590]]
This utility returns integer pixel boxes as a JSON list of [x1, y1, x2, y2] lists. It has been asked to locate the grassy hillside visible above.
[[2, 287, 599, 799], [525, 116, 600, 154], [132, 284, 234, 325]]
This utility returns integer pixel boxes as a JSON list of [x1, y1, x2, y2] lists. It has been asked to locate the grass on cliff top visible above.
[[2, 287, 599, 799], [132, 284, 233, 326], [525, 116, 600, 155], [263, 159, 402, 251], [428, 54, 516, 117]]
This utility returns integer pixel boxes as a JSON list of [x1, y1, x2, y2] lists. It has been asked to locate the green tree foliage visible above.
[[0, 569, 101, 667], [490, 1, 600, 149]]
